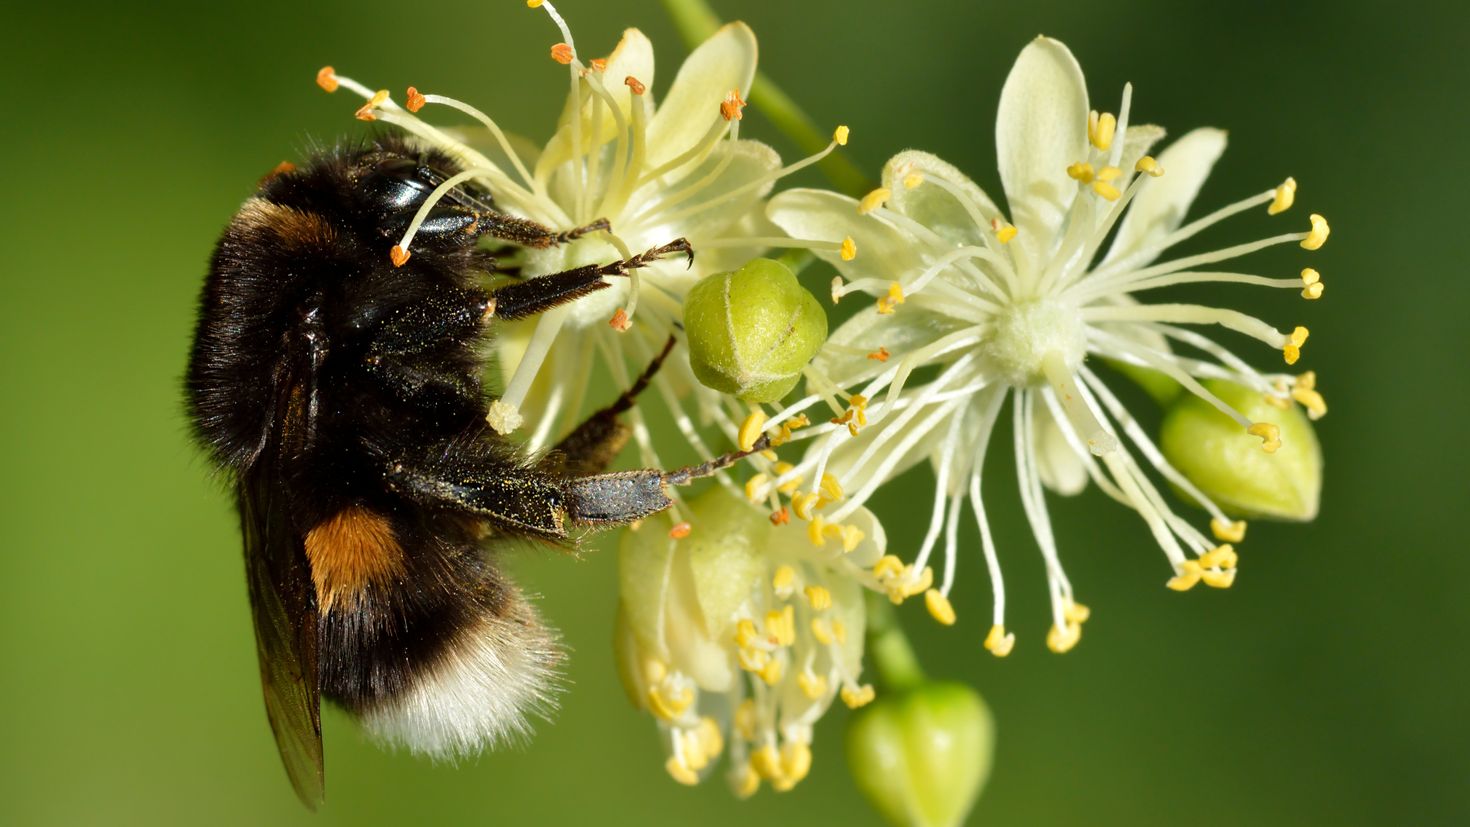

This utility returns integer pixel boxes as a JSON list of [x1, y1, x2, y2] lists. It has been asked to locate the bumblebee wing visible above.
[[240, 473, 324, 809]]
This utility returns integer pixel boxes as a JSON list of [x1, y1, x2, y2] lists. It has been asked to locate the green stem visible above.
[[863, 591, 926, 694], [659, 0, 875, 199]]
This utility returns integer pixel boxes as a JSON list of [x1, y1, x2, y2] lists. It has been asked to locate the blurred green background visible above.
[[3, 0, 1466, 824]]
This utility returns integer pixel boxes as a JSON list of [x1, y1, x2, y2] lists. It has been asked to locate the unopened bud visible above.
[[846, 682, 994, 827], [1160, 380, 1322, 520], [684, 258, 828, 403]]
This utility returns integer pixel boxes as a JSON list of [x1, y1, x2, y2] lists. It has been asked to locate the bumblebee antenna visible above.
[[662, 435, 771, 487]]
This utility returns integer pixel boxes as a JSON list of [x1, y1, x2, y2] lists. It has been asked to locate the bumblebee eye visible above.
[[368, 158, 436, 213]]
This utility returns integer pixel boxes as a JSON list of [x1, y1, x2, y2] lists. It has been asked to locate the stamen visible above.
[[992, 218, 1018, 244], [316, 66, 340, 93], [1135, 155, 1164, 177], [1167, 559, 1203, 591], [668, 522, 692, 539], [1247, 422, 1282, 453], [739, 411, 769, 452], [833, 125, 850, 146], [608, 307, 631, 331], [984, 624, 1015, 657], [1066, 162, 1096, 184], [875, 282, 905, 315], [840, 684, 875, 708], [840, 236, 857, 261], [1088, 110, 1117, 151], [867, 347, 890, 362], [720, 89, 747, 121], [1301, 214, 1330, 250], [355, 89, 389, 121], [858, 188, 891, 215], [625, 75, 646, 95], [924, 590, 957, 625], [1283, 325, 1309, 365], [1268, 177, 1297, 215], [404, 86, 426, 112], [1211, 519, 1247, 543], [1300, 267, 1324, 300]]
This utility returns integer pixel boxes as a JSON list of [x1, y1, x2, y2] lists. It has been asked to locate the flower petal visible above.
[[995, 36, 1089, 266], [1033, 403, 1088, 495], [605, 27, 655, 100], [882, 150, 1000, 248], [645, 22, 758, 170], [767, 188, 928, 287], [1104, 127, 1227, 266], [638, 139, 780, 249]]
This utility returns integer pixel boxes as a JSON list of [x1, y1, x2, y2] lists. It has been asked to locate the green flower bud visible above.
[[846, 682, 994, 827], [683, 257, 827, 403], [1160, 380, 1322, 520]]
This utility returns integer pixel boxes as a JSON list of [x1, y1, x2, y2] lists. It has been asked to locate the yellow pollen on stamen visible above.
[[819, 473, 844, 502], [771, 414, 810, 447], [875, 283, 905, 315], [526, 0, 543, 7], [647, 684, 694, 721], [1300, 267, 1324, 300], [804, 585, 833, 611], [550, 43, 574, 64], [1282, 325, 1310, 366], [1066, 161, 1096, 184], [841, 684, 876, 709], [744, 473, 770, 503], [1046, 622, 1082, 654], [840, 236, 857, 261], [1211, 519, 1248, 543], [807, 515, 828, 547], [734, 699, 757, 741], [316, 66, 339, 93], [1268, 177, 1297, 215], [355, 89, 389, 121], [1092, 181, 1122, 201], [738, 410, 768, 452], [798, 671, 828, 700], [832, 620, 848, 643], [830, 276, 845, 304], [837, 524, 866, 553], [1088, 110, 1117, 151], [1248, 422, 1282, 453], [664, 756, 699, 786], [770, 507, 791, 525], [389, 245, 411, 268], [780, 741, 813, 786], [1167, 559, 1205, 591], [1199, 544, 1239, 570], [858, 188, 891, 215], [833, 125, 850, 146], [1301, 213, 1330, 250], [984, 625, 1016, 657], [903, 171, 925, 189], [810, 617, 835, 645], [720, 89, 747, 121], [792, 492, 821, 521], [1064, 601, 1091, 625], [1135, 155, 1164, 177], [1292, 385, 1328, 420], [991, 217, 1018, 243], [774, 462, 801, 494], [924, 589, 957, 626], [759, 659, 783, 686], [608, 307, 631, 331], [1201, 568, 1238, 589], [751, 744, 781, 780], [733, 763, 760, 799], [769, 605, 797, 646], [625, 75, 646, 95], [772, 564, 796, 595]]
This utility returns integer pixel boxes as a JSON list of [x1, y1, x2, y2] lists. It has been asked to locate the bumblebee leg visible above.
[[489, 239, 694, 321], [549, 336, 677, 476], [363, 288, 493, 413], [473, 212, 612, 249], [561, 434, 772, 525], [385, 454, 572, 539]]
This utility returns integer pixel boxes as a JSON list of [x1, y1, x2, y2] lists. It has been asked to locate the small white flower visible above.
[[615, 486, 885, 795], [321, 1, 846, 469], [763, 36, 1330, 654]]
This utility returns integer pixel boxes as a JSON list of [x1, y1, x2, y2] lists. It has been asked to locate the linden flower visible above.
[[615, 486, 886, 795], [319, 1, 847, 463], [762, 36, 1331, 655]]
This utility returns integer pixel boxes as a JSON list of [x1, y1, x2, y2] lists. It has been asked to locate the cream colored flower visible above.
[[762, 36, 1330, 655], [615, 486, 884, 795]]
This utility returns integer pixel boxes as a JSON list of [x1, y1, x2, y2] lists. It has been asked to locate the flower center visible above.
[[984, 299, 1087, 386]]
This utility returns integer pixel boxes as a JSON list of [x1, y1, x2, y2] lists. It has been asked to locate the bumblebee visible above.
[[186, 134, 756, 807]]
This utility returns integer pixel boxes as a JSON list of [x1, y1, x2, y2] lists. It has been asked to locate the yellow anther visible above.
[[738, 646, 768, 673], [759, 658, 784, 686], [1201, 568, 1238, 589], [1066, 161, 1096, 183], [751, 743, 781, 780], [1096, 165, 1123, 182], [550, 43, 574, 65], [735, 618, 761, 649], [1268, 177, 1297, 215], [858, 187, 891, 215], [830, 276, 844, 304], [771, 413, 810, 447], [315, 66, 340, 93], [1088, 110, 1117, 151], [840, 684, 876, 709], [1282, 326, 1308, 365], [831, 620, 848, 643], [991, 217, 1018, 243], [766, 605, 797, 647], [837, 524, 866, 553], [1064, 600, 1091, 625], [772, 564, 797, 595], [797, 671, 828, 700], [1211, 519, 1247, 543], [642, 657, 668, 685], [924, 589, 957, 626], [1135, 155, 1164, 177], [780, 741, 813, 785], [354, 89, 390, 121], [903, 171, 925, 189], [1290, 325, 1309, 347], [833, 124, 850, 146], [720, 89, 747, 121], [1300, 267, 1323, 300], [744, 473, 770, 503], [738, 410, 768, 452], [1199, 544, 1239, 570], [804, 585, 833, 611], [1264, 393, 1291, 410], [1046, 622, 1081, 654], [807, 515, 828, 547], [1298, 370, 1317, 391], [792, 491, 821, 521], [1292, 386, 1328, 420], [733, 763, 761, 799], [984, 624, 1016, 657], [648, 684, 694, 721], [1247, 422, 1282, 453], [698, 717, 724, 763], [734, 699, 758, 741], [665, 756, 699, 786], [875, 281, 905, 315], [810, 617, 835, 646], [819, 473, 844, 502], [1301, 213, 1330, 250], [760, 449, 778, 461], [1092, 179, 1122, 201], [526, 0, 543, 7], [1166, 559, 1204, 592], [775, 466, 802, 495], [840, 236, 857, 261], [872, 555, 904, 580]]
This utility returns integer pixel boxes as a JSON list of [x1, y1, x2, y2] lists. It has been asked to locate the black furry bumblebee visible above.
[[186, 134, 757, 807]]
